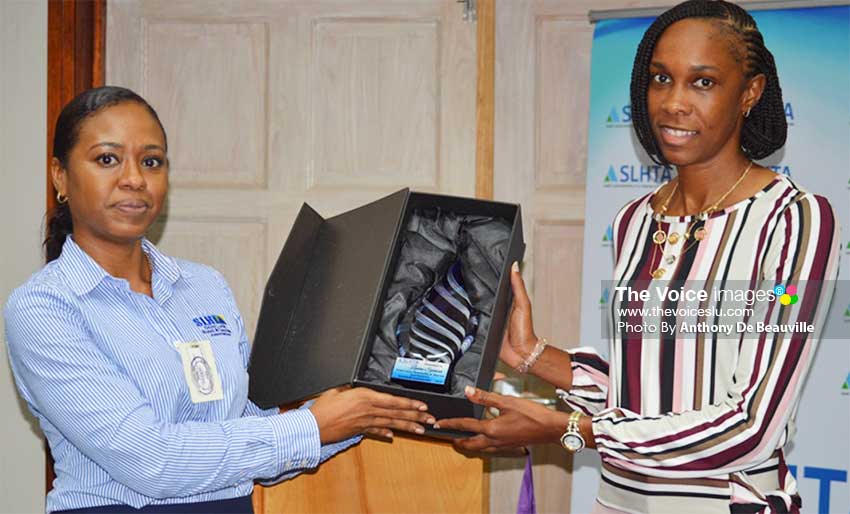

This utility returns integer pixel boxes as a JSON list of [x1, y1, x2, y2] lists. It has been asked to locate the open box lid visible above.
[[248, 189, 410, 408]]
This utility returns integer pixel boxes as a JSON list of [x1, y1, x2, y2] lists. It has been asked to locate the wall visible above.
[[0, 1, 48, 512]]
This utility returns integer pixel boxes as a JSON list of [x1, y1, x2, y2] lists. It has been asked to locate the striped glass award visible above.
[[391, 260, 479, 393]]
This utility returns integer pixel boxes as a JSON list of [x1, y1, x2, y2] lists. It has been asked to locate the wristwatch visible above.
[[560, 411, 586, 453]]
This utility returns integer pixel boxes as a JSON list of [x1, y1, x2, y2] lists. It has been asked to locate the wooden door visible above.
[[492, 2, 685, 512], [107, 1, 483, 512]]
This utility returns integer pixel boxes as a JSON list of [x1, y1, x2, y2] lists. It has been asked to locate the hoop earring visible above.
[[56, 192, 68, 204], [743, 107, 751, 118]]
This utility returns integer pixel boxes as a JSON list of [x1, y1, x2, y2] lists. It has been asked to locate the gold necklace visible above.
[[650, 161, 754, 279], [650, 183, 679, 279]]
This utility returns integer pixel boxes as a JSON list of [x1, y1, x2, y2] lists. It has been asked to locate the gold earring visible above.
[[56, 191, 68, 204]]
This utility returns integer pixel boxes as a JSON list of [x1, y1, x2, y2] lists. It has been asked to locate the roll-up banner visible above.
[[578, 6, 849, 513]]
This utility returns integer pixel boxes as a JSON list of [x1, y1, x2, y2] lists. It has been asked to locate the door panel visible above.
[[493, 1, 679, 512], [108, 1, 482, 512]]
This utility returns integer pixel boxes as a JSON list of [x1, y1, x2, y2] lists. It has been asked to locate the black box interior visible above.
[[248, 189, 524, 436]]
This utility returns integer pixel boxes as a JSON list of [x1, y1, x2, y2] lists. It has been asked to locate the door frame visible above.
[[45, 0, 105, 493], [47, 0, 105, 212]]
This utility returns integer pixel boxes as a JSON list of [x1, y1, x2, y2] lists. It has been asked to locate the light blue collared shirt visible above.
[[4, 236, 358, 512]]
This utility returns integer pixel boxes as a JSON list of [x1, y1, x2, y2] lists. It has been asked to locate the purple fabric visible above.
[[517, 452, 536, 514]]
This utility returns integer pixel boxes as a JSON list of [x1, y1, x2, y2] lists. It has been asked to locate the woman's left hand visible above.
[[433, 386, 567, 452]]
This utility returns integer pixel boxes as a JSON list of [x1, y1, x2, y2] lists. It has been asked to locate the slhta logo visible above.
[[765, 165, 792, 176], [606, 105, 632, 125], [193, 314, 232, 337], [605, 102, 793, 126], [605, 164, 674, 184], [193, 315, 227, 327]]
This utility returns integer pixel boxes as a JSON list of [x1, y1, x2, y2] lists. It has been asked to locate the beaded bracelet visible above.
[[516, 337, 548, 374]]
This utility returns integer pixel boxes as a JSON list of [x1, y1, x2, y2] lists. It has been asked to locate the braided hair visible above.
[[46, 86, 167, 262], [630, 0, 787, 165]]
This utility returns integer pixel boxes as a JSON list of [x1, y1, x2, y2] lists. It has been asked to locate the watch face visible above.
[[561, 433, 585, 452]]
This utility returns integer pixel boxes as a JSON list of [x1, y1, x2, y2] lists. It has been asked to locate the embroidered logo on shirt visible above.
[[192, 314, 232, 337]]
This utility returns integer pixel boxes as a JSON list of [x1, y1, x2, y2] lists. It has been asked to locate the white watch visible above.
[[560, 411, 586, 453]]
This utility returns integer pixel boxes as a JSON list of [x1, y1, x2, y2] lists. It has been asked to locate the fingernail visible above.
[[418, 403, 428, 411], [386, 431, 394, 439], [465, 385, 475, 396], [415, 427, 425, 434], [433, 423, 441, 430], [426, 417, 436, 424], [512, 261, 519, 272]]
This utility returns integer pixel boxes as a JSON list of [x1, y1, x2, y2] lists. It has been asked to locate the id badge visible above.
[[174, 340, 224, 403]]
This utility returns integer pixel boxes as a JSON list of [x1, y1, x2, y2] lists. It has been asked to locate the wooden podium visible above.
[[253, 435, 487, 513]]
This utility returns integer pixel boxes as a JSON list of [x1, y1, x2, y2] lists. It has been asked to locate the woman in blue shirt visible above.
[[4, 86, 434, 513]]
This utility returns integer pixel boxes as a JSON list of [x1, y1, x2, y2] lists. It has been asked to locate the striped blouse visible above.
[[3, 237, 358, 513], [561, 175, 840, 514]]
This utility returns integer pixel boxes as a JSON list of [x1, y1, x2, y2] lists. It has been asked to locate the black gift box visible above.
[[247, 189, 524, 436]]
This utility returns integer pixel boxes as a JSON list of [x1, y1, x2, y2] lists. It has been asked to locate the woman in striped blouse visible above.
[[3, 87, 434, 513], [435, 2, 840, 513]]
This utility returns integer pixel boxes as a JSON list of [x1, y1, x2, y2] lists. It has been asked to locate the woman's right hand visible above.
[[308, 387, 434, 443], [434, 386, 570, 451], [499, 262, 574, 390], [499, 262, 539, 369]]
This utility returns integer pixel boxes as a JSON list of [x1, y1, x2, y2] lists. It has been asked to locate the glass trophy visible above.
[[391, 260, 479, 393]]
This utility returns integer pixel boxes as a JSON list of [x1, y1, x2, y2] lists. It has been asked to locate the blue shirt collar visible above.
[[57, 236, 188, 297]]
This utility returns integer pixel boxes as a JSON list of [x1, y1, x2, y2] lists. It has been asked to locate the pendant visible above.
[[651, 268, 666, 279], [652, 229, 667, 245], [665, 255, 677, 265], [667, 232, 680, 245], [694, 227, 707, 241]]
